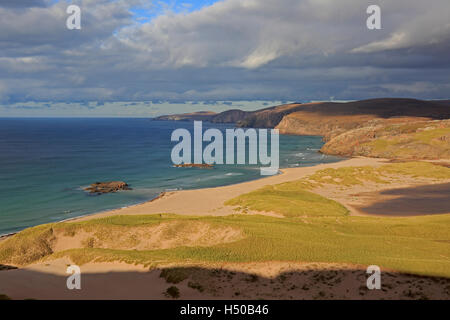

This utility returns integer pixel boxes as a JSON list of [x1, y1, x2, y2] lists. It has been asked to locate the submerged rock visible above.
[[173, 163, 213, 169], [84, 181, 131, 194]]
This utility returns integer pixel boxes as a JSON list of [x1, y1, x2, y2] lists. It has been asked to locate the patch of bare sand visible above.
[[52, 221, 244, 252], [311, 175, 450, 217], [1, 259, 448, 300]]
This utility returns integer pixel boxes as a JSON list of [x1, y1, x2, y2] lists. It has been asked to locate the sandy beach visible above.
[[2, 156, 450, 300], [70, 156, 450, 222], [72, 157, 386, 222]]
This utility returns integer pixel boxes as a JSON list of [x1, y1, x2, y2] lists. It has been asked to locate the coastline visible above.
[[66, 157, 386, 223], [2, 156, 450, 300], [0, 154, 347, 239], [3, 155, 449, 239]]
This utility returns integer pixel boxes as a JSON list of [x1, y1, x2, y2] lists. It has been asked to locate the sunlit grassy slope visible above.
[[225, 186, 349, 217], [0, 162, 449, 277], [322, 120, 450, 159], [1, 213, 450, 277], [226, 162, 450, 216]]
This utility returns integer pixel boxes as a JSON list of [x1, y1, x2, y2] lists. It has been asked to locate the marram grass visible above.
[[1, 162, 449, 278]]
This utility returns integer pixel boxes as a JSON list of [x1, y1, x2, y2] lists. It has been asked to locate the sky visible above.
[[0, 0, 449, 116]]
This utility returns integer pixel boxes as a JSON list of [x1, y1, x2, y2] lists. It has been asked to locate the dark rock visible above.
[[84, 181, 131, 194], [173, 163, 213, 169]]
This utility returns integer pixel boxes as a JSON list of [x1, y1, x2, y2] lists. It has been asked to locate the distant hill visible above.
[[155, 99, 450, 132], [210, 109, 249, 123], [236, 103, 305, 128], [153, 98, 450, 160], [155, 111, 217, 121], [276, 98, 450, 140]]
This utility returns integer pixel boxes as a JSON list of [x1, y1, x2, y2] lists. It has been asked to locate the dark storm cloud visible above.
[[0, 0, 48, 8], [0, 0, 449, 108]]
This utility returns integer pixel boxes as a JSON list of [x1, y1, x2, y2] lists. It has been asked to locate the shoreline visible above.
[[2, 156, 450, 300], [0, 155, 347, 238], [3, 155, 448, 239], [65, 157, 387, 223]]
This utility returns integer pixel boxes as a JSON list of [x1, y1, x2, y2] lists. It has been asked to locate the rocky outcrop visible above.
[[173, 164, 214, 169], [84, 181, 132, 194]]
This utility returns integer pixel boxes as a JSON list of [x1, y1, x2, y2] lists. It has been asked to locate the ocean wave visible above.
[[225, 172, 244, 176]]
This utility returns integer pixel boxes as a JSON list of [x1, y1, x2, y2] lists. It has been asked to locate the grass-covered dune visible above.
[[0, 213, 449, 277], [1, 161, 449, 279], [226, 161, 450, 216]]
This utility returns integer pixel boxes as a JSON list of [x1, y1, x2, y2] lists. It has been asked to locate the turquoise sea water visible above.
[[0, 118, 343, 235]]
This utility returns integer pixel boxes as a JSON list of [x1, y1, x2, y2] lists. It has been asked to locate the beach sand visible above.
[[2, 156, 450, 300], [72, 157, 386, 221], [2, 258, 449, 300]]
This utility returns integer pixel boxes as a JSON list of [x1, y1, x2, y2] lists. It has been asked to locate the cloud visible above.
[[0, 0, 48, 8], [0, 0, 449, 112]]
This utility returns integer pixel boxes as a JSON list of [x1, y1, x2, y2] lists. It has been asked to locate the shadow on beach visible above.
[[360, 183, 450, 216], [1, 265, 449, 300]]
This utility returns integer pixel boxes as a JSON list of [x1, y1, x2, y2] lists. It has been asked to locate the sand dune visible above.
[[72, 158, 385, 222]]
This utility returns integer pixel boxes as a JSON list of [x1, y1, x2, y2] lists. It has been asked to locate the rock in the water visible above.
[[84, 181, 131, 194], [173, 163, 213, 169]]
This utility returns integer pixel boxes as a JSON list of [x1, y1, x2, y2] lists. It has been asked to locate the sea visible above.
[[0, 118, 344, 235]]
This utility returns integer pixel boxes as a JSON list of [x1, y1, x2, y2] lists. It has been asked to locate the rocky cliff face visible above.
[[211, 109, 249, 123], [276, 111, 378, 141], [153, 98, 450, 160], [276, 99, 450, 140], [236, 103, 305, 128], [320, 120, 450, 160]]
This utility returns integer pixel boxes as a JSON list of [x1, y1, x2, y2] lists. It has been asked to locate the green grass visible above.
[[415, 128, 450, 144], [1, 162, 449, 278], [225, 185, 349, 217], [307, 162, 450, 186], [160, 267, 191, 284], [306, 166, 387, 186], [0, 224, 55, 265], [165, 286, 180, 299], [363, 126, 450, 159], [1, 213, 449, 277], [225, 162, 450, 217], [380, 161, 450, 179]]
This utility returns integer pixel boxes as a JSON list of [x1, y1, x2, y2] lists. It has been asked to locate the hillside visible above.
[[276, 99, 450, 140], [153, 98, 450, 160], [155, 111, 217, 121], [321, 119, 450, 160], [210, 109, 249, 123], [235, 103, 305, 128], [154, 104, 306, 126]]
